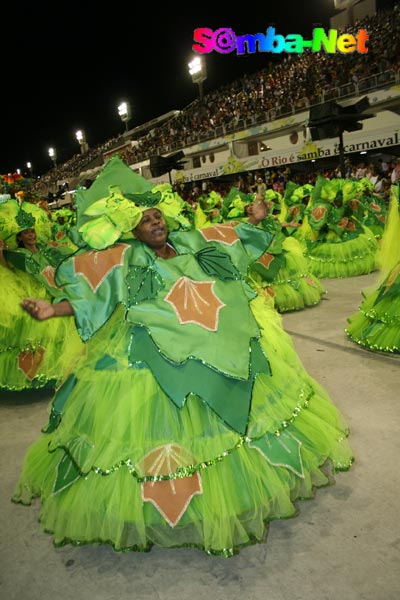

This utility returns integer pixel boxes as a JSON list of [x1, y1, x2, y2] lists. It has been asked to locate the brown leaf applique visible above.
[[141, 444, 202, 527], [41, 265, 57, 288], [349, 199, 360, 212], [164, 276, 225, 331], [73, 243, 130, 292], [257, 253, 274, 269], [311, 206, 327, 221], [18, 346, 45, 380], [199, 224, 240, 245], [369, 202, 382, 213]]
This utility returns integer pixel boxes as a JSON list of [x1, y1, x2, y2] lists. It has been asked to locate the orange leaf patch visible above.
[[311, 206, 327, 220], [41, 265, 57, 288], [141, 444, 202, 527], [73, 243, 130, 292], [165, 276, 225, 330], [257, 252, 275, 269], [199, 224, 240, 245], [18, 346, 45, 380]]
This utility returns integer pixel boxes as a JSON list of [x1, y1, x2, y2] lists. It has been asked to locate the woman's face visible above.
[[133, 208, 168, 249], [17, 228, 36, 246]]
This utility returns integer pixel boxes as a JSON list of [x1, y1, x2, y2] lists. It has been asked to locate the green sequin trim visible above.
[[45, 388, 354, 484]]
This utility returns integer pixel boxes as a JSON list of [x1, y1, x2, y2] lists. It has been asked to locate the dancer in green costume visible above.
[[0, 199, 84, 391], [194, 184, 326, 313], [345, 184, 400, 353], [295, 176, 379, 278], [12, 156, 353, 556]]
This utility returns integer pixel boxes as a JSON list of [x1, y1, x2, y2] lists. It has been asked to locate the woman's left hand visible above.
[[247, 194, 269, 225], [21, 298, 55, 320]]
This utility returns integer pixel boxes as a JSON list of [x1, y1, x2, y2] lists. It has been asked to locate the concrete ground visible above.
[[1, 272, 399, 600]]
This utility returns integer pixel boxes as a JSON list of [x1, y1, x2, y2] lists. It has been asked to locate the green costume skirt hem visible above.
[[12, 297, 353, 556], [345, 265, 400, 354], [305, 228, 378, 279], [248, 237, 326, 313]]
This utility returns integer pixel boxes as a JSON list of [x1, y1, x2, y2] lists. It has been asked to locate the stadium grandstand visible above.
[[27, 2, 400, 207]]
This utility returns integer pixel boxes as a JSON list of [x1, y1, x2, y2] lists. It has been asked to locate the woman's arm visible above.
[[246, 193, 269, 225], [20, 298, 74, 321]]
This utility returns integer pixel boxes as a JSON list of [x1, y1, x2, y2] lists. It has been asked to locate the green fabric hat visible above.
[[76, 155, 191, 250], [0, 199, 52, 249], [16, 208, 35, 230], [74, 154, 154, 232], [311, 176, 341, 205]]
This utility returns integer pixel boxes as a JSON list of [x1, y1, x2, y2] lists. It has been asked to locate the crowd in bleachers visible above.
[[173, 156, 399, 208], [126, 5, 399, 157], [31, 4, 400, 199]]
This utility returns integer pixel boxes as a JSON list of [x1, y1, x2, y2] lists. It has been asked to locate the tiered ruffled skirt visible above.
[[345, 263, 400, 353], [12, 297, 353, 556], [305, 227, 379, 279], [0, 265, 85, 391], [248, 237, 326, 312]]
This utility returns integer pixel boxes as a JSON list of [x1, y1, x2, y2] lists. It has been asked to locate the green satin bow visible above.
[[78, 186, 144, 249]]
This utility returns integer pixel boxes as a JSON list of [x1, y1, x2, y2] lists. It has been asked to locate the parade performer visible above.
[[0, 198, 84, 391], [198, 184, 326, 313], [295, 176, 379, 278], [345, 183, 400, 353], [12, 156, 353, 556]]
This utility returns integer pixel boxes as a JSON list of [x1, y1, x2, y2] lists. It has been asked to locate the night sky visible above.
[[2, 0, 396, 177]]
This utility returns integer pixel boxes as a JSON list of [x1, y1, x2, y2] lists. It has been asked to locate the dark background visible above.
[[2, 0, 396, 176]]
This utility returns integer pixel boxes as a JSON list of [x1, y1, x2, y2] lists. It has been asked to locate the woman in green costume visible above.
[[0, 199, 85, 391], [194, 184, 326, 313], [12, 156, 353, 556], [295, 175, 379, 279], [345, 184, 400, 353]]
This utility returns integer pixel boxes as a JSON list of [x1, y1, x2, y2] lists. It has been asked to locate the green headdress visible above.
[[0, 198, 52, 249], [53, 207, 75, 222], [15, 208, 36, 230], [356, 177, 374, 194], [341, 179, 361, 203], [220, 187, 254, 219], [310, 176, 341, 204], [78, 186, 145, 249], [75, 155, 191, 250]]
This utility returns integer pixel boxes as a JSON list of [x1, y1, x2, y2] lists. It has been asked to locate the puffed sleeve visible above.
[[54, 243, 132, 341]]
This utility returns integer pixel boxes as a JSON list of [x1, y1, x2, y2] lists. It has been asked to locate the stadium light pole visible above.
[[118, 101, 131, 132], [188, 56, 206, 102], [76, 129, 89, 154], [48, 147, 57, 167]]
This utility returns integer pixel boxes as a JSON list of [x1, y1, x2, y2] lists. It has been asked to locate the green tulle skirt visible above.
[[248, 237, 326, 313], [0, 265, 86, 391], [12, 297, 353, 556], [345, 263, 400, 353], [305, 227, 379, 279]]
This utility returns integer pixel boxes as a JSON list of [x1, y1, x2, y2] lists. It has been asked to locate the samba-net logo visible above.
[[192, 27, 369, 55]]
